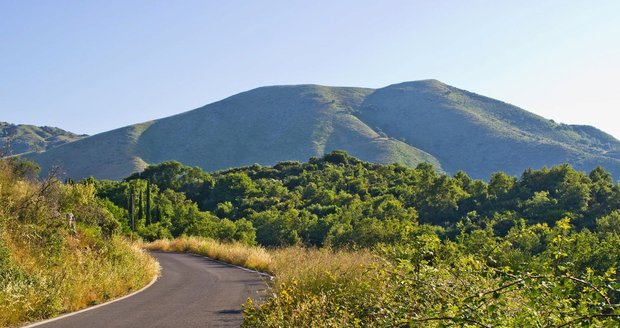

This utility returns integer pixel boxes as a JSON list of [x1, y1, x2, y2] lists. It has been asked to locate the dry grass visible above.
[[241, 247, 382, 327], [0, 159, 159, 327], [59, 237, 159, 311], [0, 234, 159, 326], [144, 237, 272, 273], [143, 237, 378, 282], [144, 237, 383, 327], [268, 247, 378, 287], [0, 231, 159, 327]]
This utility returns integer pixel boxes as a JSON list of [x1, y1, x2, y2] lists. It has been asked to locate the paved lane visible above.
[[35, 252, 268, 328]]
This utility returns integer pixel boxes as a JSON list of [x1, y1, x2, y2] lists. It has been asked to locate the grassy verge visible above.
[[0, 233, 158, 327], [242, 247, 381, 327], [143, 237, 272, 273], [0, 159, 159, 327], [143, 237, 380, 326], [146, 237, 620, 327]]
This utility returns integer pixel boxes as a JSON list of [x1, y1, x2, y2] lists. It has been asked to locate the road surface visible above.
[[34, 252, 269, 328]]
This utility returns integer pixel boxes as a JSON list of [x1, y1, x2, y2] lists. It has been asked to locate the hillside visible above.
[[25, 85, 442, 180], [23, 80, 620, 180], [0, 122, 86, 155], [358, 80, 620, 178]]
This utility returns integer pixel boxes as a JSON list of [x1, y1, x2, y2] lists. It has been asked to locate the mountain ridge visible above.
[[21, 80, 620, 180], [0, 122, 86, 156], [357, 80, 620, 178]]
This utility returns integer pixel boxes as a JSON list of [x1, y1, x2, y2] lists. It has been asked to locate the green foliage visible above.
[[126, 160, 214, 202], [91, 153, 620, 326], [244, 220, 620, 327], [97, 152, 620, 250], [95, 176, 257, 244]]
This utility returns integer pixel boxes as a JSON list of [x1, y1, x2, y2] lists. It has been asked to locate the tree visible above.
[[138, 188, 144, 225], [129, 185, 135, 231], [146, 180, 152, 224]]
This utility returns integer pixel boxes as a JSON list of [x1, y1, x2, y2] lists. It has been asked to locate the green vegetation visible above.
[[242, 218, 620, 326], [0, 158, 158, 327], [8, 80, 620, 326], [94, 151, 620, 326], [6, 144, 620, 326], [97, 151, 620, 247], [0, 121, 85, 156], [23, 80, 620, 181]]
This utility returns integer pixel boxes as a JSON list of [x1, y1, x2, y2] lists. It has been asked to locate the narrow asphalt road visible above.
[[35, 252, 269, 328]]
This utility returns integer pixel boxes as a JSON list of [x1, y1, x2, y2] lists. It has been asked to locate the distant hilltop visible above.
[[0, 122, 86, 155], [18, 79, 620, 180]]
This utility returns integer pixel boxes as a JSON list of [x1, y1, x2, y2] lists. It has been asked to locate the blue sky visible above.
[[1, 1, 619, 138]]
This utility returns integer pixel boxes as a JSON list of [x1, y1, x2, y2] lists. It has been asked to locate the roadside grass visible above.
[[143, 237, 272, 273], [267, 246, 378, 290], [0, 232, 159, 327], [143, 237, 381, 327], [143, 237, 378, 279], [242, 247, 382, 327], [0, 159, 159, 327]]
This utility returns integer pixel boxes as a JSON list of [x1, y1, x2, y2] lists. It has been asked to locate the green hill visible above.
[[358, 80, 620, 178], [0, 122, 86, 155], [25, 85, 441, 180], [23, 80, 620, 180]]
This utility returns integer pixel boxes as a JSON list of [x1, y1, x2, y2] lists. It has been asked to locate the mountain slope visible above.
[[357, 80, 620, 178], [0, 122, 86, 155], [26, 85, 441, 180], [26, 122, 152, 179], [22, 80, 620, 180]]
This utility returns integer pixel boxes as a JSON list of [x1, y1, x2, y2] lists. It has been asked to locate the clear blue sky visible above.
[[2, 1, 619, 138]]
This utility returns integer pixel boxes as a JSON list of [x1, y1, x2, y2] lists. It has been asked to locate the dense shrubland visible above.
[[102, 151, 620, 326], [0, 158, 157, 327], [242, 217, 620, 326], [100, 151, 620, 248]]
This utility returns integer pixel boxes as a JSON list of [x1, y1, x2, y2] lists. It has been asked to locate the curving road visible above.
[[33, 252, 269, 328]]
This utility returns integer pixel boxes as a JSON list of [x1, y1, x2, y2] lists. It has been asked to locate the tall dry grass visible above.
[[268, 246, 378, 289], [143, 236, 382, 326], [241, 247, 382, 327], [0, 234, 159, 327], [143, 237, 272, 273], [0, 159, 159, 327]]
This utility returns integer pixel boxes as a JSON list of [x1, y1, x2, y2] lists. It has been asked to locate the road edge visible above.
[[22, 272, 160, 328], [186, 253, 274, 280], [146, 250, 273, 280]]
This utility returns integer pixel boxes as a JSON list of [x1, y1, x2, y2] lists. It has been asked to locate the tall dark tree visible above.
[[129, 185, 135, 231], [146, 180, 152, 224], [138, 188, 144, 223]]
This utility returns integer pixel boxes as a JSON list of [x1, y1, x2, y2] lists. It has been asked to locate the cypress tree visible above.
[[129, 185, 135, 231], [138, 188, 144, 224], [146, 180, 152, 224]]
